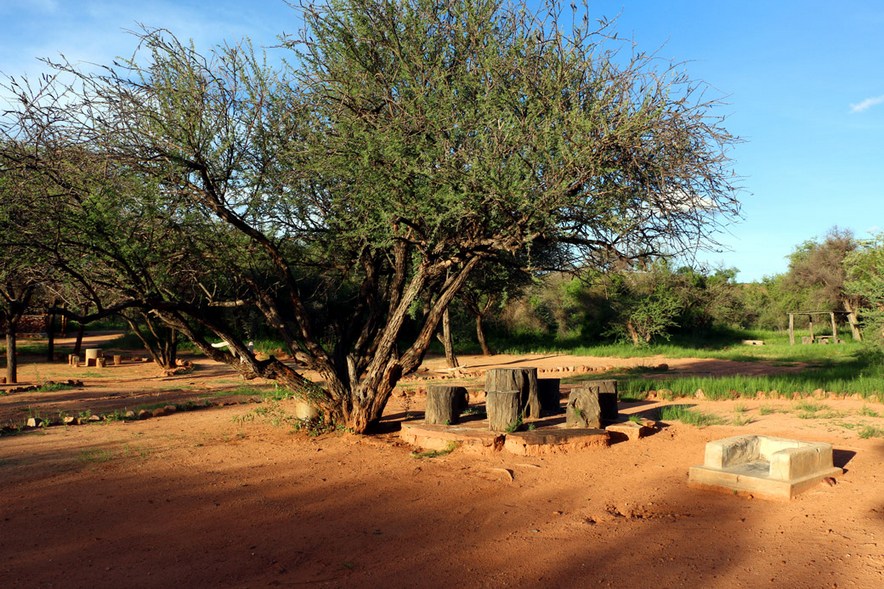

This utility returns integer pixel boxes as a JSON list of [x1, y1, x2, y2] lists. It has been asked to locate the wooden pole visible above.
[[808, 314, 814, 343], [830, 312, 838, 342], [789, 313, 795, 346]]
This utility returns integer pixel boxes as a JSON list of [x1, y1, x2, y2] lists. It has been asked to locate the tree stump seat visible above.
[[424, 385, 469, 425]]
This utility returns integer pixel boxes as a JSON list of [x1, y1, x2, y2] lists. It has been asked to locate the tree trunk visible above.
[[626, 320, 641, 346], [6, 326, 17, 384], [46, 304, 57, 363], [566, 387, 602, 428], [73, 305, 88, 358], [485, 367, 540, 419], [438, 307, 458, 368], [73, 321, 85, 358], [475, 313, 492, 356], [125, 313, 178, 369], [424, 385, 468, 425], [583, 379, 619, 422], [486, 389, 521, 432], [843, 299, 863, 341]]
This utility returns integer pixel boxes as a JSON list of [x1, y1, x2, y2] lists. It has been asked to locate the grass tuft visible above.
[[659, 405, 723, 427]]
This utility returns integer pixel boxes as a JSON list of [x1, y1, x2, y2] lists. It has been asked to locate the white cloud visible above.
[[850, 95, 884, 113]]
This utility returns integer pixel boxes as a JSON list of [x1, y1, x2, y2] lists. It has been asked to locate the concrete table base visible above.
[[400, 422, 609, 456], [689, 435, 843, 500]]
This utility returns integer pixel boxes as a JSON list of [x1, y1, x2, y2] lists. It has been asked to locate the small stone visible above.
[[26, 417, 43, 428], [124, 410, 136, 419], [137, 409, 151, 420], [88, 414, 101, 422], [152, 408, 167, 417], [163, 404, 177, 413], [695, 389, 705, 399], [63, 416, 78, 425]]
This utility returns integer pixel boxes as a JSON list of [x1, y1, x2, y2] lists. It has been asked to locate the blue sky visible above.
[[1, 0, 882, 282]]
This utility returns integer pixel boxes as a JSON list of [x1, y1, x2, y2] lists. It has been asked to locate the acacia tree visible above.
[[844, 234, 884, 347], [784, 227, 862, 340], [2, 0, 740, 432]]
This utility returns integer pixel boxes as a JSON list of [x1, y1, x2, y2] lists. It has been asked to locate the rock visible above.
[[26, 417, 43, 428], [124, 410, 136, 419], [163, 404, 177, 413], [695, 389, 705, 399], [137, 409, 151, 420], [63, 416, 78, 425], [88, 414, 101, 422], [152, 408, 167, 417]]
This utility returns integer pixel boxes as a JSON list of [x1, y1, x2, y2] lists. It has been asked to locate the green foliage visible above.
[[1, 0, 741, 433], [844, 233, 884, 348], [658, 405, 723, 426], [858, 426, 884, 439]]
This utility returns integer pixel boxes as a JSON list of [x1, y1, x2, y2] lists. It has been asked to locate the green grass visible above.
[[860, 406, 880, 418], [858, 426, 884, 439], [35, 381, 79, 393], [758, 405, 784, 415], [658, 405, 723, 426], [617, 353, 884, 400], [77, 448, 114, 464]]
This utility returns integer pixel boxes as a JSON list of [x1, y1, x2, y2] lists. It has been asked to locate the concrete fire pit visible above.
[[689, 435, 843, 500]]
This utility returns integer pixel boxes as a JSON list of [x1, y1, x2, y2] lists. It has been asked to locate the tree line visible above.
[[454, 227, 882, 350]]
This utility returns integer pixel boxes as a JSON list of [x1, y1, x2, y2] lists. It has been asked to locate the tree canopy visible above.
[[0, 0, 740, 431]]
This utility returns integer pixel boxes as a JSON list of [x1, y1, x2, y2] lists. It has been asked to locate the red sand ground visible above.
[[1, 335, 882, 588]]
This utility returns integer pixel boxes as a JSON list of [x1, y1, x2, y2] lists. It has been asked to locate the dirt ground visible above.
[[1, 335, 883, 588]]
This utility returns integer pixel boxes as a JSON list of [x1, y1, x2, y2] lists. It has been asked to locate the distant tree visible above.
[[0, 163, 48, 382], [844, 234, 884, 347], [1, 0, 740, 432], [784, 227, 862, 340], [604, 263, 683, 346]]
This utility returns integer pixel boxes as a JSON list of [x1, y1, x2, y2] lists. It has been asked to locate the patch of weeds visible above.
[[410, 441, 459, 459], [859, 406, 880, 418], [858, 426, 884, 439], [731, 415, 754, 426], [627, 415, 642, 423], [231, 412, 256, 425], [121, 444, 151, 460], [659, 405, 723, 427], [78, 448, 114, 464], [462, 406, 486, 418], [506, 416, 524, 433], [733, 404, 749, 413], [36, 381, 77, 393], [759, 405, 778, 415], [796, 403, 844, 419], [527, 423, 536, 431], [104, 409, 133, 422], [291, 412, 337, 437], [795, 401, 828, 413]]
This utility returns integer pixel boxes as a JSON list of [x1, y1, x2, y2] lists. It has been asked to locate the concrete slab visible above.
[[400, 422, 505, 454], [605, 421, 653, 442], [504, 427, 609, 456], [399, 421, 608, 456], [689, 435, 843, 500]]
